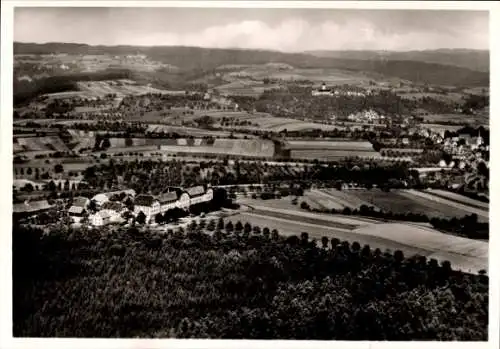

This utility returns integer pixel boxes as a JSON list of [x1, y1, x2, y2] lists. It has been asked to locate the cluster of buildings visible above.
[[14, 185, 215, 227], [66, 186, 213, 226], [311, 83, 370, 97], [347, 109, 386, 123]]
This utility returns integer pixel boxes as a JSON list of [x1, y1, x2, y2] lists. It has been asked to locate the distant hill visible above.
[[305, 49, 489, 73], [14, 42, 489, 87]]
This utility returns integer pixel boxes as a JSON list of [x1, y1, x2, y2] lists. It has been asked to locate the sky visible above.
[[14, 7, 489, 51]]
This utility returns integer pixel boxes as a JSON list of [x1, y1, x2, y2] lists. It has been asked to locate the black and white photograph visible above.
[[1, 1, 498, 346]]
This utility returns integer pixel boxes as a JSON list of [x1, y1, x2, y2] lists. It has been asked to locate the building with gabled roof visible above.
[[90, 209, 116, 226], [68, 198, 89, 222], [186, 185, 213, 205], [133, 185, 213, 223], [186, 185, 205, 197]]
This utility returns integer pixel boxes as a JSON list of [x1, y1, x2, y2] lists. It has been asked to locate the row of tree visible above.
[[300, 203, 488, 240]]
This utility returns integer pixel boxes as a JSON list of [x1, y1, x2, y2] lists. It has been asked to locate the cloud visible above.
[[124, 18, 488, 51], [14, 8, 488, 51]]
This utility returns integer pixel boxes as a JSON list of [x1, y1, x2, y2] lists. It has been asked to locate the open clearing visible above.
[[42, 80, 184, 101], [229, 207, 487, 274], [424, 189, 489, 210], [290, 150, 382, 161], [345, 189, 488, 222], [218, 66, 372, 85], [402, 189, 488, 220], [312, 189, 381, 211], [15, 136, 69, 153], [286, 140, 374, 150]]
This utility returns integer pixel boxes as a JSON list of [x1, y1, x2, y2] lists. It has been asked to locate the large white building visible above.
[[133, 186, 214, 223], [311, 83, 334, 97]]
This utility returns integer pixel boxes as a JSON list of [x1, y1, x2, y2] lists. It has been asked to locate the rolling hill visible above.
[[306, 49, 489, 73], [14, 43, 489, 96]]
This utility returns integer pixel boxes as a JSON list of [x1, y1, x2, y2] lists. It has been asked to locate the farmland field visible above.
[[423, 113, 488, 126], [15, 136, 69, 153], [424, 189, 489, 210], [402, 189, 488, 220], [286, 140, 374, 150], [219, 66, 373, 85], [157, 138, 276, 158], [346, 189, 488, 222], [313, 188, 381, 210], [399, 92, 465, 103], [239, 197, 380, 225], [215, 80, 280, 97], [229, 209, 487, 273], [290, 149, 383, 161]]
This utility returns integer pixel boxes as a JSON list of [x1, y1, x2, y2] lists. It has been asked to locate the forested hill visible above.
[[306, 49, 489, 73], [14, 42, 489, 87]]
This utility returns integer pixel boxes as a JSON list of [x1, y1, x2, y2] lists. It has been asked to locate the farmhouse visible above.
[[68, 196, 90, 222]]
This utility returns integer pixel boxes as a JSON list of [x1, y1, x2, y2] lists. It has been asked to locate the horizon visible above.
[[13, 41, 490, 54], [14, 8, 489, 52]]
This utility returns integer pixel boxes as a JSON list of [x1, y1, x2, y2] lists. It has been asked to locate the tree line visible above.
[[300, 202, 488, 241]]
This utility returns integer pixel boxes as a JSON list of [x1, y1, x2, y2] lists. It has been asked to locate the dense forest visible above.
[[13, 221, 488, 339]]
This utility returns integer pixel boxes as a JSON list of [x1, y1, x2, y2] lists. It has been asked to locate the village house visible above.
[[90, 210, 112, 226], [458, 133, 472, 146], [68, 196, 90, 223], [88, 200, 127, 226]]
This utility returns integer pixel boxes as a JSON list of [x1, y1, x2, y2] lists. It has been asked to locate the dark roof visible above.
[[134, 194, 156, 207], [101, 201, 125, 211], [186, 186, 205, 197], [103, 189, 136, 198], [13, 200, 52, 213], [158, 191, 179, 204]]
